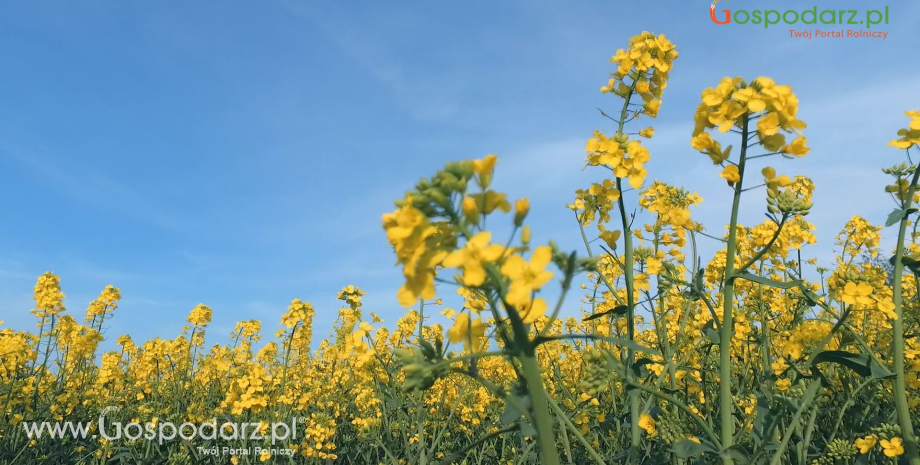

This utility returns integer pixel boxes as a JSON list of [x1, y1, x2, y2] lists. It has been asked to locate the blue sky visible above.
[[1, 0, 918, 347]]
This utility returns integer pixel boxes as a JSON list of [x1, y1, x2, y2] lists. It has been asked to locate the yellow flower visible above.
[[757, 112, 780, 137], [760, 133, 786, 152], [440, 307, 457, 319], [85, 285, 121, 323], [644, 99, 661, 117], [691, 132, 714, 151], [259, 449, 272, 462], [762, 167, 792, 190], [855, 435, 877, 454], [473, 154, 498, 175], [351, 321, 374, 346], [470, 190, 511, 214], [516, 297, 547, 324], [889, 110, 920, 149], [720, 165, 740, 184], [732, 87, 766, 112], [691, 132, 730, 164], [32, 272, 65, 319], [501, 246, 555, 306], [382, 200, 448, 306], [447, 312, 486, 352], [840, 281, 873, 306], [599, 228, 621, 250], [462, 196, 479, 223], [443, 232, 504, 286], [622, 141, 651, 188], [639, 127, 654, 138], [781, 136, 810, 157], [187, 304, 213, 326], [881, 437, 904, 457], [638, 413, 656, 435]]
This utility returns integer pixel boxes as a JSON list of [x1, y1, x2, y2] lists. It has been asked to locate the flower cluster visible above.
[[601, 31, 678, 118], [889, 110, 920, 149], [692, 77, 809, 179], [585, 131, 651, 189], [638, 181, 702, 230]]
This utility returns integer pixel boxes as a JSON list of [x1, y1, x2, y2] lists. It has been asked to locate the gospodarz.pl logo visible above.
[[709, 0, 890, 39]]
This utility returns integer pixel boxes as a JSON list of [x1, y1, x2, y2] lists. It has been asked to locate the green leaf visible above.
[[598, 337, 657, 355], [811, 350, 895, 379], [672, 438, 715, 458], [905, 257, 920, 273], [632, 358, 656, 378], [735, 271, 800, 289], [703, 320, 720, 345], [801, 289, 821, 307], [583, 305, 628, 321], [886, 208, 917, 227], [419, 338, 436, 359], [682, 289, 701, 302], [721, 445, 751, 464], [891, 253, 920, 273], [693, 268, 704, 290], [500, 394, 531, 425], [518, 420, 537, 438]]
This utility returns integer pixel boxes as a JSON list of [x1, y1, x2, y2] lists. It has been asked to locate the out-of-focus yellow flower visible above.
[[514, 198, 530, 227], [447, 312, 486, 352], [501, 246, 554, 307], [855, 435, 877, 454], [443, 232, 504, 286]]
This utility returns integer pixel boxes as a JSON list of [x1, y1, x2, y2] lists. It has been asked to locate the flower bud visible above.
[[514, 198, 530, 226], [462, 197, 479, 225]]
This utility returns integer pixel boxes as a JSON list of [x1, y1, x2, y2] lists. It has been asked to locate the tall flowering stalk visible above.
[[691, 76, 809, 463], [886, 111, 920, 465], [578, 31, 678, 460], [30, 272, 66, 411], [383, 155, 572, 465]]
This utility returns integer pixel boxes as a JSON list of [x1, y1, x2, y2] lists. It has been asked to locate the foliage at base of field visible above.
[[3, 31, 920, 465]]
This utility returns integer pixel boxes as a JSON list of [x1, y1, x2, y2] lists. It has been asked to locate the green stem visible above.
[[719, 114, 750, 463], [614, 73, 641, 464], [279, 324, 298, 395], [626, 381, 721, 448], [769, 380, 820, 465], [759, 262, 772, 380], [547, 395, 607, 465], [31, 314, 57, 411], [417, 298, 428, 465], [578, 221, 626, 307], [520, 353, 561, 465], [891, 161, 920, 465]]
